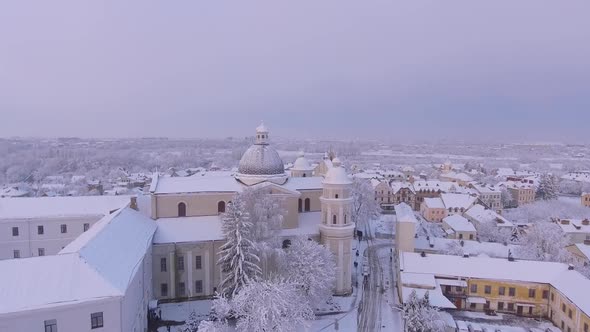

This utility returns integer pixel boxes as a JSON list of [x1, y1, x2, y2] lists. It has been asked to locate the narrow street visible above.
[[357, 221, 402, 332]]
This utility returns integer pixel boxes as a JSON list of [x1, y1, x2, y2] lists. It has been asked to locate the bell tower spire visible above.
[[255, 121, 269, 145]]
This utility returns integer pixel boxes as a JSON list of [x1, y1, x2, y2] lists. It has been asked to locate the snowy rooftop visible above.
[[281, 211, 321, 237], [390, 181, 414, 194], [555, 219, 590, 234], [0, 195, 131, 220], [440, 193, 476, 209], [152, 175, 244, 194], [423, 197, 445, 209], [154, 215, 224, 243], [443, 215, 476, 232], [571, 243, 590, 260], [394, 203, 417, 223], [0, 208, 156, 315], [415, 236, 520, 258], [282, 177, 323, 191], [399, 252, 590, 316], [464, 204, 513, 227]]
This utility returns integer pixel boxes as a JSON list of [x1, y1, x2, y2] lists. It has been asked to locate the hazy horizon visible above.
[[1, 1, 589, 142]]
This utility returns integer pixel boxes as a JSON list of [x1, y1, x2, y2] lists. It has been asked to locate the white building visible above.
[[0, 207, 157, 332], [0, 196, 131, 260]]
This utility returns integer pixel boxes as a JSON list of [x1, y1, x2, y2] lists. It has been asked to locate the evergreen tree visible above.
[[177, 311, 200, 332], [218, 194, 261, 298], [537, 173, 558, 200]]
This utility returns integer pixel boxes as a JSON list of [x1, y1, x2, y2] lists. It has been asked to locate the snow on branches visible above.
[[351, 178, 381, 229], [232, 278, 314, 332], [278, 237, 336, 308], [218, 194, 261, 298], [399, 290, 445, 332]]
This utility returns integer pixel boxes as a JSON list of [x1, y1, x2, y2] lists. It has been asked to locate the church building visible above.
[[148, 123, 355, 299]]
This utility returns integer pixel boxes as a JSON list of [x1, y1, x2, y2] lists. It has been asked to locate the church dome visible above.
[[236, 123, 287, 186], [292, 151, 313, 171], [323, 157, 352, 185], [238, 144, 285, 176]]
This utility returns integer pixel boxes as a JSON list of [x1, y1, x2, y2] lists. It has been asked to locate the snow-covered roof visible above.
[[0, 195, 131, 220], [555, 219, 590, 234], [399, 252, 590, 316], [282, 177, 323, 191], [390, 181, 414, 194], [291, 152, 315, 171], [154, 215, 224, 243], [0, 254, 120, 314], [281, 211, 321, 237], [440, 171, 473, 182], [323, 163, 352, 185], [440, 193, 476, 209], [570, 243, 590, 261], [0, 208, 156, 315], [395, 203, 417, 223], [0, 186, 29, 198], [443, 215, 476, 232], [60, 208, 157, 292], [152, 175, 244, 194], [464, 204, 514, 227], [412, 180, 459, 193], [471, 183, 501, 194], [423, 197, 445, 209]]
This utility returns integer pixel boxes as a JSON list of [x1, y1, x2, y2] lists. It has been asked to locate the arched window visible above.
[[298, 199, 303, 213], [454, 207, 458, 213], [178, 202, 186, 217], [282, 239, 291, 249], [335, 194, 339, 199], [304, 198, 310, 212], [333, 215, 337, 224], [218, 201, 226, 214], [344, 214, 347, 224]]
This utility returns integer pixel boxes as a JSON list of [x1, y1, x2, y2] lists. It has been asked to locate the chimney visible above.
[[582, 219, 589, 226], [561, 219, 570, 225]]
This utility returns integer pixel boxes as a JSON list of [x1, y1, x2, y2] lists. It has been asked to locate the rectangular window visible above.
[[38, 225, 44, 235], [84, 223, 90, 232], [470, 303, 476, 309], [60, 224, 67, 234], [584, 323, 588, 332], [528, 307, 533, 315], [528, 289, 536, 298], [38, 248, 45, 256], [470, 284, 477, 293], [509, 287, 516, 296], [45, 319, 58, 332], [569, 309, 572, 319], [195, 280, 203, 293], [160, 258, 167, 272], [562, 303, 566, 313], [499, 286, 505, 296], [195, 255, 202, 270], [178, 282, 186, 296], [177, 256, 184, 271], [161, 283, 168, 297], [91, 312, 104, 329], [542, 290, 549, 299], [551, 292, 554, 302], [498, 302, 504, 311], [13, 250, 20, 259], [507, 303, 514, 311], [12, 227, 19, 236], [484, 285, 491, 294]]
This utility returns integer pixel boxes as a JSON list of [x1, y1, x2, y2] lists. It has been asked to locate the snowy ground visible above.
[[375, 214, 395, 238], [451, 311, 560, 332]]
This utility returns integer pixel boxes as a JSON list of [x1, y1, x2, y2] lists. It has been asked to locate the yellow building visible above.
[[583, 193, 590, 208], [398, 252, 590, 331]]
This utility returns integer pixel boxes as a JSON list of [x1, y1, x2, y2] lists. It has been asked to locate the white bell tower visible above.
[[319, 157, 355, 295]]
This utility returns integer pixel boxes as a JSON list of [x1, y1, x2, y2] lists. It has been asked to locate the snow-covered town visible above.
[[2, 1, 590, 332]]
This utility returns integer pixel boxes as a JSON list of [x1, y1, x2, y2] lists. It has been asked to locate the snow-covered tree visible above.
[[232, 278, 314, 332], [210, 293, 233, 321], [536, 173, 559, 201], [278, 237, 336, 307], [196, 320, 229, 332], [516, 222, 570, 262], [218, 194, 262, 298], [500, 187, 514, 208], [177, 311, 199, 332], [399, 290, 444, 332], [351, 179, 381, 230], [476, 222, 514, 244], [441, 241, 464, 256]]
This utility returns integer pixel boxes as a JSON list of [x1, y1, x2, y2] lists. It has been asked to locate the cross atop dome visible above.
[[255, 121, 269, 145]]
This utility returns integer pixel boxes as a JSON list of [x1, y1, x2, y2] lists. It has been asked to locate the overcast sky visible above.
[[1, 1, 589, 142]]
